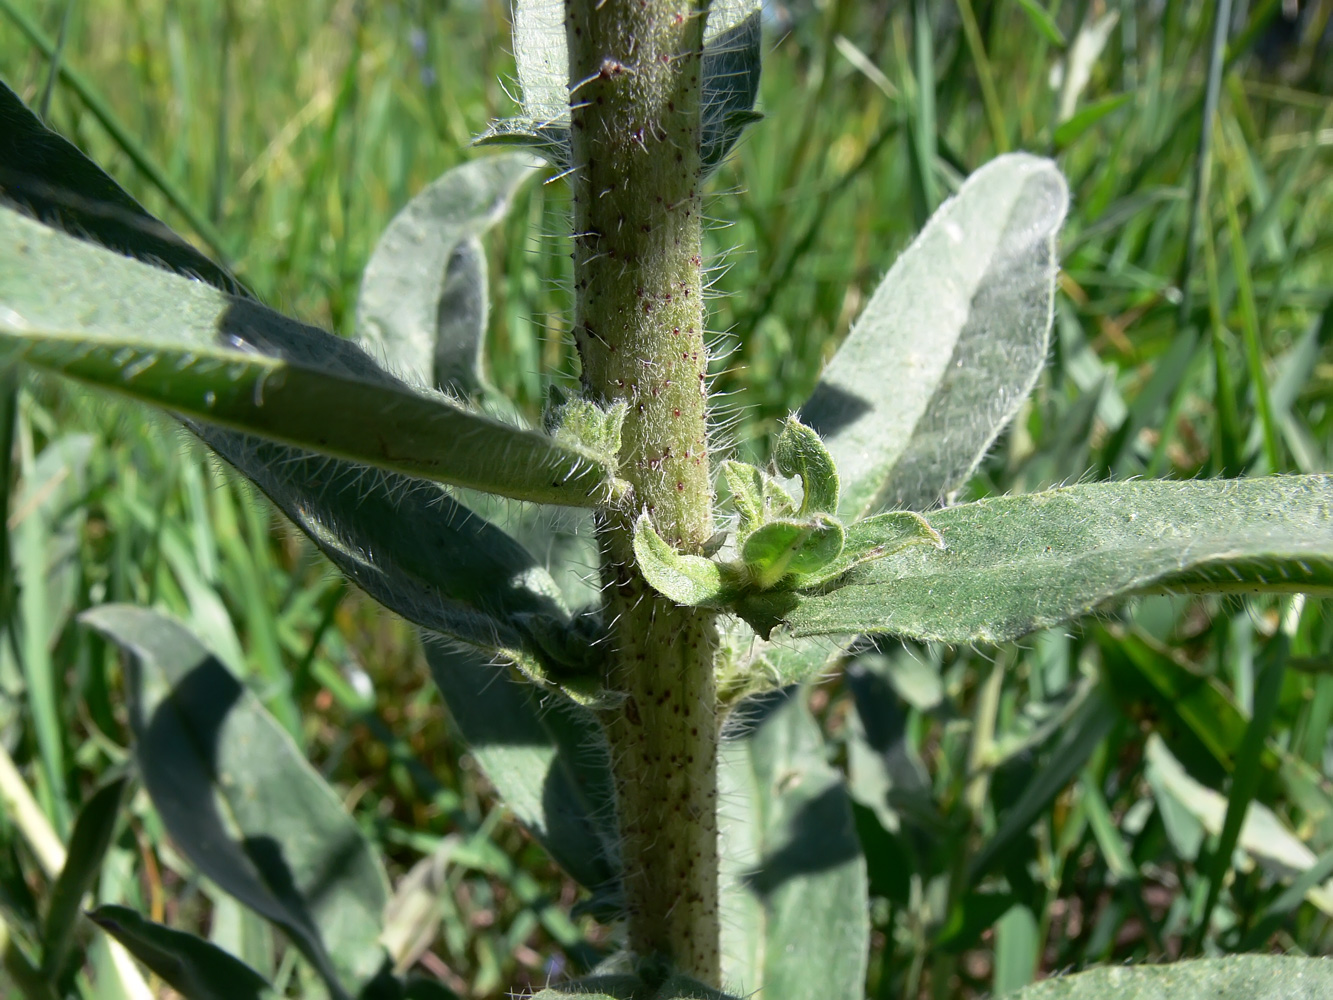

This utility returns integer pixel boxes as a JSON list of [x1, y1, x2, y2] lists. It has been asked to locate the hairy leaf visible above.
[[0, 85, 578, 658], [802, 154, 1069, 517], [719, 688, 869, 1000], [82, 605, 391, 998], [722, 460, 796, 546], [89, 906, 276, 1000], [1008, 955, 1333, 999], [773, 417, 840, 516], [200, 429, 574, 657], [716, 620, 847, 705], [751, 478, 1333, 643], [796, 510, 943, 589], [528, 974, 738, 999], [484, 0, 761, 174], [423, 643, 620, 893], [633, 515, 744, 608], [355, 153, 540, 393], [0, 207, 613, 507], [741, 516, 844, 589]]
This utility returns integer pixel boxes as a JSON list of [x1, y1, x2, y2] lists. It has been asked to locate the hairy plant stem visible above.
[[565, 0, 720, 982]]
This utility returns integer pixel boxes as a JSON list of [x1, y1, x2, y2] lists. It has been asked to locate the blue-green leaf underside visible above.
[[759, 478, 1333, 644], [803, 153, 1069, 518], [82, 605, 390, 998], [0, 207, 612, 507]]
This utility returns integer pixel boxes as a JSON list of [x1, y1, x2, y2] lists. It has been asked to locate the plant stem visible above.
[[564, 0, 720, 982]]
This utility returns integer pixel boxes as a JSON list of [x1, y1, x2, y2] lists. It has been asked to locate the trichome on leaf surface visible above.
[[0, 1, 1331, 999]]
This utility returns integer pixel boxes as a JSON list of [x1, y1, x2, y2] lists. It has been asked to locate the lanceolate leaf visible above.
[[89, 905, 277, 1000], [752, 477, 1333, 644], [423, 643, 620, 893], [528, 974, 738, 999], [82, 605, 391, 999], [719, 688, 869, 1000], [484, 0, 761, 174], [40, 776, 128, 978], [802, 154, 1069, 517], [355, 153, 540, 393], [0, 82, 577, 660], [1007, 955, 1333, 1000], [0, 207, 613, 507], [198, 431, 569, 652]]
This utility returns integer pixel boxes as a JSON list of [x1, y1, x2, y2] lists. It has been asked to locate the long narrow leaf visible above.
[[718, 688, 868, 1000], [0, 208, 613, 507], [355, 153, 540, 393], [0, 84, 581, 657], [89, 905, 276, 1000], [423, 643, 620, 894], [0, 81, 239, 293], [1009, 954, 1333, 999], [751, 477, 1333, 643], [82, 605, 391, 998], [40, 776, 128, 977], [802, 154, 1068, 517]]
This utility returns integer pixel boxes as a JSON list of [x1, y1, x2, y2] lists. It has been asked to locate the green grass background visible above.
[[1, 0, 1332, 997]]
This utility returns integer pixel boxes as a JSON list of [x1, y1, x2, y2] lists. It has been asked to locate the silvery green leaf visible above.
[[0, 84, 582, 661], [699, 0, 764, 172], [719, 688, 868, 1000], [802, 154, 1069, 517], [1008, 955, 1333, 1000], [750, 477, 1333, 644], [773, 417, 839, 516], [716, 620, 846, 706], [355, 153, 540, 394], [424, 643, 619, 894], [82, 605, 391, 998], [633, 514, 744, 608], [795, 510, 943, 589], [0, 206, 613, 507], [548, 397, 628, 460], [200, 432, 569, 653]]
